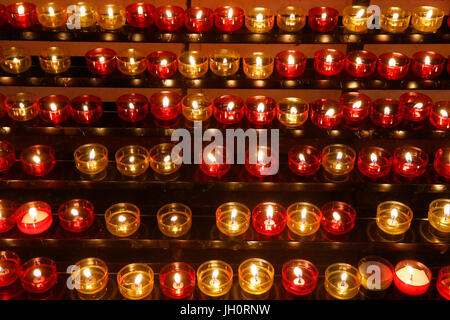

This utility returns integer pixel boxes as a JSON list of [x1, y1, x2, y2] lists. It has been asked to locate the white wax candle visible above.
[[396, 266, 429, 286], [21, 209, 49, 224]]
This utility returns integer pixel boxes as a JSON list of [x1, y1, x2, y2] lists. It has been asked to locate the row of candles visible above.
[[1, 3, 448, 34], [1, 251, 449, 300], [1, 197, 449, 237], [2, 46, 449, 81], [1, 91, 449, 130]]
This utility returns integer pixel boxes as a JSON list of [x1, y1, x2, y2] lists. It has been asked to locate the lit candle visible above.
[[376, 201, 413, 235], [157, 203, 192, 238], [20, 257, 57, 293], [245, 7, 274, 33], [380, 7, 411, 33], [238, 258, 274, 295], [216, 202, 251, 237], [321, 201, 356, 235], [209, 49, 240, 77], [115, 145, 149, 177], [96, 4, 126, 30], [282, 259, 318, 295], [72, 258, 109, 297], [428, 199, 450, 233], [154, 5, 184, 31], [393, 146, 428, 178], [117, 263, 154, 300], [105, 203, 140, 237], [0, 251, 20, 287], [357, 146, 392, 179], [0, 46, 32, 74], [148, 143, 182, 175], [394, 260, 431, 295], [325, 263, 360, 299], [16, 201, 53, 235], [181, 93, 213, 122], [159, 262, 195, 299], [411, 51, 445, 79], [20, 144, 55, 177], [178, 51, 208, 79], [345, 50, 377, 78], [243, 52, 274, 79], [245, 146, 278, 177], [6, 2, 37, 28], [437, 266, 450, 300], [411, 6, 444, 33], [199, 146, 231, 178], [275, 50, 307, 78], [245, 95, 277, 126], [74, 143, 108, 176], [433, 147, 450, 180], [310, 98, 342, 129], [321, 144, 355, 180], [197, 260, 233, 297], [308, 7, 339, 32], [358, 256, 394, 292], [252, 202, 286, 236], [125, 3, 154, 28], [214, 6, 244, 32], [85, 48, 116, 75], [370, 98, 404, 128], [343, 5, 368, 33], [286, 202, 322, 236], [184, 7, 213, 33], [276, 6, 306, 32]]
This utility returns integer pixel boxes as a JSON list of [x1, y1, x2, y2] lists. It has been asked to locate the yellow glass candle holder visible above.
[[149, 143, 182, 175], [74, 143, 108, 176], [380, 7, 411, 33], [277, 97, 309, 127], [276, 6, 306, 32], [116, 49, 147, 76], [37, 2, 67, 28], [428, 199, 450, 233], [181, 93, 213, 122], [209, 49, 240, 77], [72, 2, 96, 28], [157, 203, 192, 238], [243, 52, 274, 79], [325, 263, 361, 300], [238, 258, 274, 295], [115, 145, 149, 177], [411, 6, 444, 33], [178, 51, 208, 79], [39, 47, 71, 74], [0, 47, 31, 74], [245, 7, 274, 33], [286, 202, 322, 237], [358, 256, 394, 292], [216, 202, 251, 237], [96, 4, 126, 30], [117, 263, 154, 300], [321, 144, 356, 179], [5, 92, 39, 121], [71, 257, 109, 297], [197, 260, 233, 297], [376, 201, 413, 235], [343, 6, 368, 33], [105, 203, 140, 237]]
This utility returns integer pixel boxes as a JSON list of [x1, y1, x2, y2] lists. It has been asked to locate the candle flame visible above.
[[192, 100, 199, 110], [50, 103, 57, 111], [212, 269, 219, 280], [290, 107, 297, 115], [48, 6, 55, 16], [221, 101, 232, 112], [223, 58, 228, 64], [108, 7, 114, 18], [341, 272, 347, 283], [405, 152, 412, 164], [166, 10, 172, 18], [89, 149, 96, 161], [82, 105, 89, 111], [287, 55, 295, 65], [301, 208, 307, 220], [137, 6, 143, 15], [83, 268, 92, 278], [99, 56, 105, 63], [196, 10, 203, 19], [325, 108, 335, 116], [321, 13, 327, 19], [32, 155, 41, 164], [128, 102, 135, 110], [413, 103, 423, 109], [13, 58, 19, 64], [370, 153, 377, 164], [18, 5, 25, 15], [189, 56, 196, 65], [289, 13, 296, 20], [294, 267, 302, 278], [444, 204, 450, 217], [299, 153, 306, 163], [163, 155, 171, 163], [352, 101, 362, 109], [33, 268, 42, 278], [162, 96, 169, 108], [388, 58, 396, 67], [134, 273, 143, 285], [356, 9, 365, 18], [256, 13, 263, 21], [426, 10, 433, 19], [231, 208, 237, 220], [384, 106, 390, 115], [336, 151, 343, 162], [19, 102, 25, 109], [228, 8, 233, 18], [257, 150, 264, 163], [171, 215, 178, 223], [129, 156, 135, 163], [80, 6, 86, 15], [207, 152, 216, 163], [29, 207, 37, 220], [118, 215, 126, 223], [256, 56, 263, 67], [71, 208, 79, 217], [160, 59, 167, 67], [266, 205, 273, 220], [392, 13, 399, 19], [407, 265, 414, 279], [356, 57, 363, 65], [129, 58, 135, 65], [333, 211, 341, 221], [174, 272, 181, 284], [390, 208, 398, 220], [251, 264, 258, 277], [441, 109, 448, 118], [424, 56, 431, 65], [325, 55, 333, 63], [257, 103, 265, 113]]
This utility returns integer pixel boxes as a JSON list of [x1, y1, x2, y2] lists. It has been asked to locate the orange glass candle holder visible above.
[[39, 94, 71, 124], [321, 144, 356, 180], [20, 257, 57, 293], [105, 202, 140, 237], [71, 2, 95, 28], [314, 49, 345, 76], [125, 3, 154, 28], [117, 263, 154, 300], [57, 199, 94, 233], [96, 4, 126, 30], [282, 259, 319, 295], [343, 6, 368, 33], [0, 47, 31, 74], [0, 251, 20, 287], [5, 92, 39, 122], [209, 49, 240, 77], [377, 52, 410, 80], [159, 262, 196, 299], [393, 260, 431, 296], [216, 202, 251, 237], [149, 143, 182, 175], [411, 6, 444, 33], [157, 203, 192, 238], [16, 201, 53, 235], [428, 199, 450, 233], [392, 145, 428, 178], [238, 258, 274, 295], [245, 7, 274, 33], [411, 51, 445, 79], [358, 256, 394, 292], [20, 145, 55, 177], [178, 51, 208, 79], [39, 46, 71, 74], [0, 199, 18, 233], [276, 6, 306, 32], [243, 52, 273, 79], [380, 7, 411, 33], [286, 202, 322, 237], [116, 49, 147, 76], [115, 145, 149, 177], [325, 263, 361, 299], [214, 6, 244, 32], [321, 201, 356, 235], [277, 97, 309, 127], [376, 201, 413, 235], [74, 143, 108, 176], [252, 202, 286, 236], [0, 141, 16, 174], [37, 2, 67, 28], [197, 260, 233, 297], [181, 93, 213, 122], [71, 257, 108, 297]]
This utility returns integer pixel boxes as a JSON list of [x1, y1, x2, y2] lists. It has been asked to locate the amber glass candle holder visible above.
[[277, 97, 308, 127], [157, 203, 192, 238], [377, 52, 410, 80], [184, 7, 214, 33], [358, 256, 394, 292], [117, 263, 154, 300], [178, 51, 208, 79], [72, 258, 108, 297], [214, 6, 244, 32], [245, 7, 274, 33], [428, 199, 450, 233], [209, 49, 240, 77], [39, 94, 71, 124], [181, 93, 213, 122], [430, 101, 450, 130], [115, 145, 149, 177], [308, 7, 339, 32], [392, 146, 428, 178], [5, 92, 39, 122], [149, 143, 182, 175], [238, 258, 274, 295], [246, 95, 277, 126], [380, 7, 411, 33], [116, 49, 147, 76], [288, 145, 321, 177], [71, 2, 95, 28], [357, 146, 392, 179], [70, 95, 103, 124], [153, 5, 184, 31], [411, 51, 445, 79], [325, 263, 360, 300], [340, 92, 371, 124], [371, 98, 404, 128], [0, 199, 18, 233], [343, 6, 368, 33], [310, 99, 342, 129], [150, 91, 181, 121], [39, 46, 70, 74], [434, 147, 450, 180], [159, 262, 196, 299], [437, 266, 450, 300], [216, 202, 251, 237], [116, 93, 148, 123], [376, 201, 413, 235], [393, 260, 431, 296], [411, 6, 444, 33], [96, 4, 126, 30], [85, 48, 116, 76], [213, 95, 245, 125], [282, 259, 319, 295], [287, 202, 322, 237], [400, 92, 432, 122], [314, 49, 345, 76], [0, 251, 20, 287], [345, 50, 377, 78], [20, 145, 55, 177], [20, 257, 57, 293], [243, 52, 273, 79], [37, 2, 67, 29], [197, 260, 233, 297], [275, 50, 307, 78], [57, 199, 94, 233], [276, 6, 306, 32], [146, 51, 178, 79], [321, 201, 356, 235], [74, 143, 108, 176], [0, 47, 31, 74], [105, 202, 140, 237], [252, 202, 286, 236], [125, 3, 154, 28], [0, 141, 16, 174]]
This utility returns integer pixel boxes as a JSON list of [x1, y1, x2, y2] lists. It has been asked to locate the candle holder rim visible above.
[[381, 6, 411, 16], [116, 48, 146, 59], [275, 50, 307, 61], [73, 257, 108, 283], [20, 145, 55, 164], [0, 199, 19, 213], [346, 50, 378, 62], [394, 260, 432, 281], [339, 92, 372, 105], [73, 143, 108, 163], [6, 2, 36, 13], [178, 50, 208, 62], [308, 7, 339, 16], [115, 145, 149, 164], [39, 46, 69, 58], [358, 146, 392, 157], [57, 198, 94, 215], [71, 94, 102, 105], [399, 91, 432, 104], [376, 201, 413, 220], [238, 258, 274, 280], [358, 255, 394, 271], [154, 5, 184, 12], [413, 6, 445, 17], [252, 202, 286, 214], [216, 201, 251, 214], [105, 202, 140, 225], [213, 95, 245, 106], [243, 52, 274, 63], [321, 144, 356, 158], [185, 7, 213, 14], [315, 49, 345, 60], [5, 92, 39, 105], [125, 2, 155, 11], [288, 144, 321, 157], [378, 52, 410, 64], [197, 260, 233, 277], [282, 259, 319, 278], [413, 51, 445, 62], [393, 145, 428, 160], [431, 101, 450, 112], [116, 92, 148, 104], [157, 203, 192, 226], [277, 6, 306, 14], [117, 262, 154, 282], [36, 2, 66, 12], [146, 50, 177, 60], [159, 261, 196, 288], [150, 91, 181, 105], [97, 3, 125, 11], [85, 48, 116, 60], [181, 93, 213, 106], [325, 263, 361, 286], [287, 202, 321, 214], [209, 48, 240, 58], [321, 201, 357, 218], [39, 94, 70, 104], [429, 198, 450, 207], [0, 250, 20, 264], [21, 256, 56, 271], [343, 5, 369, 17], [246, 7, 274, 16]]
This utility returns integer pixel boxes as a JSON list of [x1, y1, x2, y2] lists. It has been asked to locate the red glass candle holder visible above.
[[0, 5, 7, 27], [245, 96, 277, 126], [345, 50, 377, 78], [70, 95, 103, 124], [126, 3, 154, 28], [214, 6, 244, 32], [314, 49, 345, 76], [0, 141, 16, 173], [321, 201, 356, 235], [38, 94, 71, 124], [20, 145, 55, 177], [310, 99, 342, 129], [252, 202, 286, 236], [116, 93, 148, 123], [400, 92, 432, 122], [85, 48, 116, 76], [393, 146, 428, 178], [282, 259, 319, 295], [20, 257, 57, 293], [57, 199, 94, 233], [213, 95, 245, 125], [393, 260, 431, 296], [199, 146, 231, 178], [288, 145, 321, 177], [0, 199, 18, 233], [340, 92, 371, 124], [154, 5, 184, 31], [16, 201, 53, 235], [275, 50, 307, 78], [159, 262, 195, 299], [411, 51, 445, 79], [433, 147, 450, 180], [150, 91, 181, 121], [146, 51, 178, 79], [6, 2, 37, 28], [0, 251, 20, 287], [184, 7, 213, 33], [377, 52, 410, 80], [430, 101, 450, 130], [371, 98, 404, 128], [308, 7, 338, 32], [357, 146, 392, 179], [0, 93, 5, 119], [245, 146, 278, 177], [437, 266, 450, 300]]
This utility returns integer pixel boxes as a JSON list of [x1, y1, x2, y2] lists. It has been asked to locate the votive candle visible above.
[[400, 92, 432, 122], [73, 143, 108, 176], [178, 51, 208, 79], [149, 143, 182, 175], [245, 146, 278, 177], [342, 5, 368, 33], [428, 199, 450, 233], [214, 6, 244, 33], [153, 5, 184, 31], [57, 199, 94, 233], [393, 260, 431, 296], [5, 92, 39, 121], [0, 46, 31, 74], [116, 49, 147, 76], [411, 6, 444, 33], [238, 258, 274, 295], [288, 145, 321, 177], [245, 95, 277, 126], [437, 266, 450, 300], [282, 259, 318, 295], [125, 3, 154, 28], [392, 145, 428, 178], [325, 263, 360, 300], [376, 201, 413, 235], [314, 49, 345, 76], [150, 91, 181, 121], [199, 146, 231, 178], [216, 202, 251, 237], [0, 251, 20, 287], [276, 6, 306, 32], [39, 94, 71, 124], [37, 2, 67, 28], [96, 4, 126, 30], [277, 97, 309, 127], [243, 52, 274, 79], [6, 2, 37, 28], [286, 202, 322, 236], [380, 7, 411, 33], [377, 52, 410, 80], [357, 146, 392, 179], [345, 50, 377, 78], [116, 93, 148, 123], [340, 92, 371, 124], [39, 46, 71, 74], [115, 145, 149, 177], [70, 95, 103, 124], [370, 98, 404, 128], [85, 48, 116, 76], [252, 202, 286, 236], [105, 202, 140, 237], [184, 7, 213, 33], [209, 49, 240, 77], [433, 147, 450, 180], [72, 258, 108, 296], [310, 99, 342, 129], [16, 201, 53, 235], [245, 7, 274, 33], [275, 50, 307, 78], [411, 51, 445, 79], [0, 200, 18, 233], [20, 257, 57, 293], [117, 263, 154, 300], [20, 145, 55, 177], [0, 141, 16, 174], [430, 101, 450, 130], [321, 201, 356, 235], [157, 203, 192, 238], [146, 51, 178, 79], [71, 2, 95, 28], [182, 93, 213, 122], [213, 95, 245, 125], [308, 7, 338, 32], [159, 262, 195, 299], [197, 260, 233, 297], [358, 256, 394, 292]]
